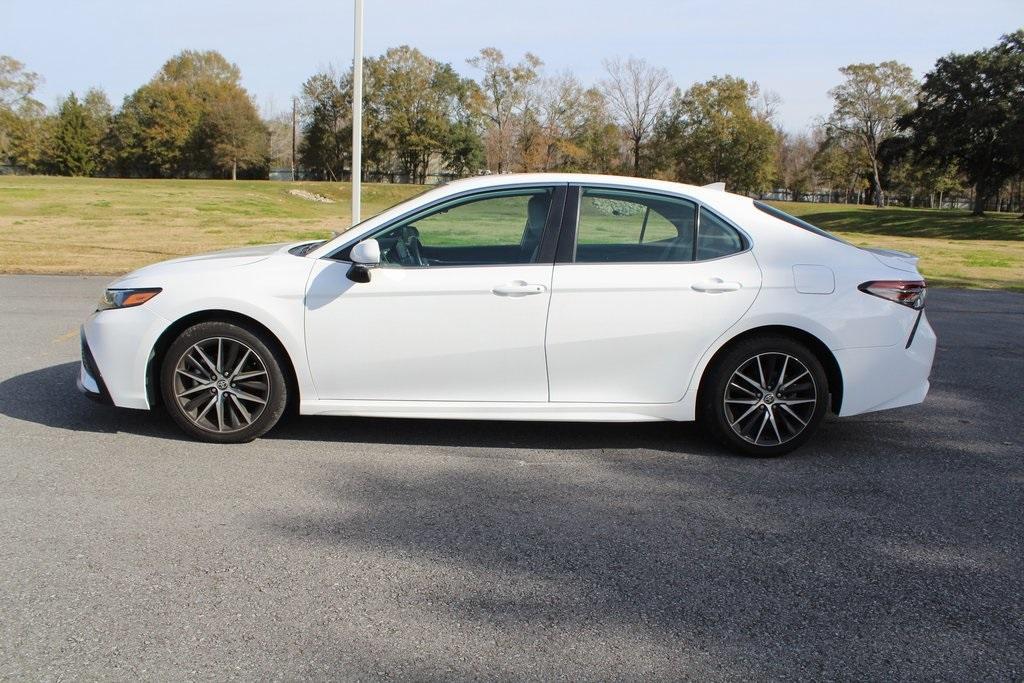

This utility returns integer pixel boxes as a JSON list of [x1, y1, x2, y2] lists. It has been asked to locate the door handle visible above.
[[492, 281, 547, 297], [691, 278, 742, 293]]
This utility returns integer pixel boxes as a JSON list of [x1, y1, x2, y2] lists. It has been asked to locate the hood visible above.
[[158, 242, 290, 265], [110, 242, 299, 287]]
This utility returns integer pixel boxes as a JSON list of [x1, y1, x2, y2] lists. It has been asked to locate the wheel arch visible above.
[[696, 325, 844, 414], [146, 309, 300, 413]]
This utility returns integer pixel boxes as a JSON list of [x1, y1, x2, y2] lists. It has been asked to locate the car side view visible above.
[[78, 174, 936, 456]]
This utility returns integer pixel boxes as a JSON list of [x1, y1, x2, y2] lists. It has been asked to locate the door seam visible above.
[[541, 264, 556, 402]]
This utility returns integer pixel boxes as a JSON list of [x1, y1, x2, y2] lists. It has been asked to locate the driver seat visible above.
[[519, 194, 551, 262]]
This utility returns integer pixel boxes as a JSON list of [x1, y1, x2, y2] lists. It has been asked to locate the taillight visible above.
[[858, 280, 926, 309]]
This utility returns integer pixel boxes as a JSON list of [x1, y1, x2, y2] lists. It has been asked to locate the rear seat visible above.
[[576, 242, 692, 263]]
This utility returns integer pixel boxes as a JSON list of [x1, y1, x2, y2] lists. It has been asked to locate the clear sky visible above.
[[2, 0, 1021, 131]]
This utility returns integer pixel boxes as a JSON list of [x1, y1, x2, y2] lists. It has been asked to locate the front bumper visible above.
[[79, 305, 170, 410], [77, 328, 113, 405]]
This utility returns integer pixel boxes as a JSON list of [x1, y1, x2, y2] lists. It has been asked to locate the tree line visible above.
[[1, 30, 1022, 215], [0, 51, 266, 180]]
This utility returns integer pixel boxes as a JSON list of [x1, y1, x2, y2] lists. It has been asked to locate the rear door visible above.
[[545, 186, 761, 403]]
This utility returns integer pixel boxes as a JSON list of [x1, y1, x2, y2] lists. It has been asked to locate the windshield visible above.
[[753, 201, 850, 244], [335, 185, 438, 236]]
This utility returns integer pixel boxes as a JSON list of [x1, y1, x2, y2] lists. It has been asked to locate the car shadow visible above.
[[266, 405, 731, 455], [0, 362, 187, 439], [0, 361, 738, 455], [1, 361, 967, 464]]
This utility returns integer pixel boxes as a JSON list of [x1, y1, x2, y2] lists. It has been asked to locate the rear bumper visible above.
[[835, 311, 937, 416]]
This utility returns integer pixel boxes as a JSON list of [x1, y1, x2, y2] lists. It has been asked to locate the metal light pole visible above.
[[351, 0, 364, 225]]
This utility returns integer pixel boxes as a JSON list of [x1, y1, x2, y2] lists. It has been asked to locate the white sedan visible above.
[[79, 174, 935, 456]]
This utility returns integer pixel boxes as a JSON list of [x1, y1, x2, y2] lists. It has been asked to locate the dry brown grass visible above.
[[0, 176, 420, 274]]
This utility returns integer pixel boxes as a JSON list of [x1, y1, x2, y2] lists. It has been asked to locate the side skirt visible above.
[[298, 398, 694, 423]]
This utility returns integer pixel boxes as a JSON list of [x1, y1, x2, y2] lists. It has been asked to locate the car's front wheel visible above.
[[160, 321, 288, 443], [701, 335, 829, 456]]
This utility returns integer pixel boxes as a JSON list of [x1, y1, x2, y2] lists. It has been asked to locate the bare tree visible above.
[[599, 56, 673, 175], [467, 48, 542, 173], [826, 61, 918, 207], [775, 129, 818, 200], [756, 89, 783, 123], [264, 111, 294, 171], [538, 72, 586, 170]]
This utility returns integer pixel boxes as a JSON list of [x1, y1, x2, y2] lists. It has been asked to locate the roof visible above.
[[434, 173, 755, 214]]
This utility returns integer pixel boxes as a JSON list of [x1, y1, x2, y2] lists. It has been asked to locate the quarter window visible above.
[[696, 210, 745, 260]]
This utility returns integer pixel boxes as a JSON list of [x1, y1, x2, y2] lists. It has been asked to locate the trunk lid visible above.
[[862, 247, 921, 274]]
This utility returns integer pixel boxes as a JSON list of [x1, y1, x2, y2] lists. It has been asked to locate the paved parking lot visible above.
[[1, 274, 1021, 680]]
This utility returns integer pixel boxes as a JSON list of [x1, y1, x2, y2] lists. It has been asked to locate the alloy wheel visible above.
[[171, 337, 270, 433], [723, 352, 818, 447]]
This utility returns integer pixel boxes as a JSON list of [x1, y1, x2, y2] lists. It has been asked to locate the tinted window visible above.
[[696, 210, 745, 260], [753, 201, 848, 243], [367, 188, 553, 267], [575, 189, 697, 263]]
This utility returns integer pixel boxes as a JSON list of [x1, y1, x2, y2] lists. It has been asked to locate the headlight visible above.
[[97, 288, 162, 311]]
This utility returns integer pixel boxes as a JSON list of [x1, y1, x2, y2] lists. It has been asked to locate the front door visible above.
[[305, 186, 563, 402], [545, 186, 761, 403]]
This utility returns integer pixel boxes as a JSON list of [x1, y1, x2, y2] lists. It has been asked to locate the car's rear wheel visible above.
[[160, 321, 288, 443], [701, 335, 829, 456]]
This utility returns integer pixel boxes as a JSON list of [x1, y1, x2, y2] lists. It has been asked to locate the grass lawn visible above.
[[0, 176, 420, 275], [0, 176, 1021, 290], [771, 201, 1024, 291]]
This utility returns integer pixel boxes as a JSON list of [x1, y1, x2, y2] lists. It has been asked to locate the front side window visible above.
[[363, 188, 554, 267], [574, 188, 697, 263]]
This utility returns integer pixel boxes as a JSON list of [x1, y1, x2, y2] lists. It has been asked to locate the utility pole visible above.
[[291, 97, 297, 182], [351, 0, 364, 224]]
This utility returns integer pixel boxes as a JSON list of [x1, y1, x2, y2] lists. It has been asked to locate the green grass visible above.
[[769, 201, 1024, 241], [0, 176, 1021, 290], [768, 201, 1024, 291], [410, 194, 536, 246]]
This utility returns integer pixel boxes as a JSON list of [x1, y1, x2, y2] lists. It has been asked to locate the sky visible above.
[[2, 0, 1021, 132]]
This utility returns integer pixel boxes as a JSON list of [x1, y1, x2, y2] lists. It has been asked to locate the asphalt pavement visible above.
[[0, 274, 1021, 680]]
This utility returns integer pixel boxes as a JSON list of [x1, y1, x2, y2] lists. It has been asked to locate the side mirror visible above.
[[347, 239, 380, 283], [350, 238, 381, 265]]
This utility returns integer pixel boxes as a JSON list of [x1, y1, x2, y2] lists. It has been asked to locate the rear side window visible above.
[[572, 187, 747, 263], [574, 188, 697, 263], [753, 201, 848, 244]]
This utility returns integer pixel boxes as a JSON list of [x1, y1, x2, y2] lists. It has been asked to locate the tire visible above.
[[700, 335, 829, 457], [160, 321, 288, 443]]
